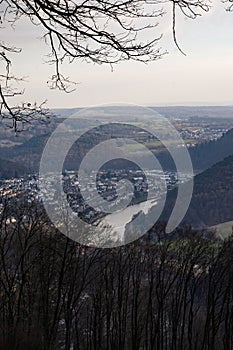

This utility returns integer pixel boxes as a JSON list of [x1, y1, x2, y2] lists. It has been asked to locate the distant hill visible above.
[[0, 134, 50, 173], [150, 127, 233, 173], [0, 125, 233, 175], [189, 155, 233, 226], [152, 105, 233, 119], [161, 155, 233, 228], [189, 128, 233, 172], [0, 158, 28, 179], [52, 105, 233, 119]]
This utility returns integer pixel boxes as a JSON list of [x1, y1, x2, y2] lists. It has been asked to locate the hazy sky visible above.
[[3, 0, 233, 108]]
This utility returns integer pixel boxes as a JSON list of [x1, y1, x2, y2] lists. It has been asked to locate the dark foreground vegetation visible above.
[[0, 201, 233, 350]]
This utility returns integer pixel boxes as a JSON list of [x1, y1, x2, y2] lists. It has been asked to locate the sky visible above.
[[2, 0, 233, 109]]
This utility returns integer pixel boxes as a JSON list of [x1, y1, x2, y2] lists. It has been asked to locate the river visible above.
[[98, 198, 158, 243]]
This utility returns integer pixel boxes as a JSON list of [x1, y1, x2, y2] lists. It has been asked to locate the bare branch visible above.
[[0, 0, 213, 130]]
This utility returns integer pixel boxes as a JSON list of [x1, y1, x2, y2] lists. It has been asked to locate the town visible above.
[[0, 168, 191, 225]]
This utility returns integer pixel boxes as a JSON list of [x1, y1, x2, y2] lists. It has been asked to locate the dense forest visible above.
[[0, 199, 233, 350], [189, 129, 233, 173], [187, 155, 233, 226], [160, 155, 233, 228], [155, 128, 233, 173], [0, 159, 27, 179]]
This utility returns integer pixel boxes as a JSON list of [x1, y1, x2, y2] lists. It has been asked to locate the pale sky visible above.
[[2, 0, 233, 108]]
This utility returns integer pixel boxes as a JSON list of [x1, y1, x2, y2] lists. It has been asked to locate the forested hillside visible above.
[[0, 158, 28, 179], [0, 125, 233, 175], [161, 155, 233, 228], [190, 128, 233, 172]]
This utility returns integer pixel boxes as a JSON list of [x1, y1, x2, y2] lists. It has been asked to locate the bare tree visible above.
[[0, 0, 211, 130], [0, 41, 51, 132]]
